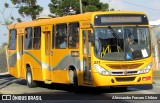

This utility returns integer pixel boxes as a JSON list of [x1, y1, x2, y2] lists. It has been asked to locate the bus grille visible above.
[[115, 77, 135, 82], [107, 63, 143, 69], [110, 70, 138, 75]]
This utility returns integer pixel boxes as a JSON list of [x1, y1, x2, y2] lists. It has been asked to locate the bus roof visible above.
[[8, 11, 146, 29]]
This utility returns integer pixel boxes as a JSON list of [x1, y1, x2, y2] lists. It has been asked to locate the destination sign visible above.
[[94, 14, 148, 25]]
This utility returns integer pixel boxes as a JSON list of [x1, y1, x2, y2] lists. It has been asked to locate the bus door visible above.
[[44, 31, 51, 80], [17, 34, 24, 78], [82, 29, 92, 84]]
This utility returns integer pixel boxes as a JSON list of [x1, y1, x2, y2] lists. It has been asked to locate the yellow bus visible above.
[[7, 11, 153, 90]]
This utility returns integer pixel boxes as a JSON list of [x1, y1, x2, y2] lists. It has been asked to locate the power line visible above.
[[120, 0, 160, 11]]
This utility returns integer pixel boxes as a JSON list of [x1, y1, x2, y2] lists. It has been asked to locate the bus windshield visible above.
[[94, 27, 151, 60]]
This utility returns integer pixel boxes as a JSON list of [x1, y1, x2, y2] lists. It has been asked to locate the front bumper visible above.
[[92, 70, 153, 87]]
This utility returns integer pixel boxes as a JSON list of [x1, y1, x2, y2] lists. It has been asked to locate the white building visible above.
[[150, 19, 160, 70]]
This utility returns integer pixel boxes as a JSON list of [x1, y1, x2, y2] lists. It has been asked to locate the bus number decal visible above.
[[94, 61, 100, 64], [45, 27, 48, 30]]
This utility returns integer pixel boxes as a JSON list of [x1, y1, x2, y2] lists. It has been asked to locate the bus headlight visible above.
[[94, 64, 110, 75], [139, 63, 152, 74]]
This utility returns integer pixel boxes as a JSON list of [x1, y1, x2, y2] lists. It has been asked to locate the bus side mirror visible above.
[[89, 23, 95, 43]]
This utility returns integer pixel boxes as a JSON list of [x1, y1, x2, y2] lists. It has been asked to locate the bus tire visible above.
[[69, 70, 74, 84], [73, 69, 80, 93], [26, 69, 37, 88]]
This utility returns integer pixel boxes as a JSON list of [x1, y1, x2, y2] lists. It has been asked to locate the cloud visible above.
[[101, 0, 138, 11], [100, 0, 160, 21]]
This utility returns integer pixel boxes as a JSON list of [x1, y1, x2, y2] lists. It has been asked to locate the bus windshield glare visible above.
[[94, 27, 151, 60]]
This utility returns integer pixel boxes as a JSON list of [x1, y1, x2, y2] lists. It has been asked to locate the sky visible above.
[[0, 0, 160, 46]]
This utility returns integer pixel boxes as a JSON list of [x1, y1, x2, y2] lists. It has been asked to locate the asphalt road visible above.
[[0, 75, 160, 103]]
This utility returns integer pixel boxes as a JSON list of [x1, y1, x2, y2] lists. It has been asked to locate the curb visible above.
[[0, 72, 12, 78]]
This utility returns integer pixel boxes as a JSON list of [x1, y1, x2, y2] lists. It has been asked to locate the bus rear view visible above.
[[91, 12, 152, 88]]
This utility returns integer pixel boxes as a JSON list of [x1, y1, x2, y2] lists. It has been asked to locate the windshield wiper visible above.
[[108, 26, 119, 39]]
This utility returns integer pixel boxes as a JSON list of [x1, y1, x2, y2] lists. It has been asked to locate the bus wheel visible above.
[[26, 69, 37, 88], [69, 70, 74, 84], [73, 69, 80, 93]]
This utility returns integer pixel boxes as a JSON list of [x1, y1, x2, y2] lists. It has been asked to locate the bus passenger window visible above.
[[33, 39, 40, 49], [33, 27, 41, 50], [9, 29, 16, 50], [60, 36, 67, 48], [55, 24, 67, 49], [68, 22, 79, 48], [24, 28, 32, 50]]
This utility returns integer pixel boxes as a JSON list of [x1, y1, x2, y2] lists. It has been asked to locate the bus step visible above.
[[44, 81, 52, 84]]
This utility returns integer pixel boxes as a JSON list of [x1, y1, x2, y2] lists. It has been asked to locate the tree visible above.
[[11, 0, 43, 20], [0, 2, 15, 29], [1, 42, 8, 47], [48, 0, 109, 17]]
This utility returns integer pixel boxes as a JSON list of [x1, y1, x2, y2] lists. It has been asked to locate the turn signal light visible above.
[[142, 76, 151, 81]]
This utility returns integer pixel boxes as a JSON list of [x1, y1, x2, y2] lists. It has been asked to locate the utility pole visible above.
[[79, 0, 83, 13]]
